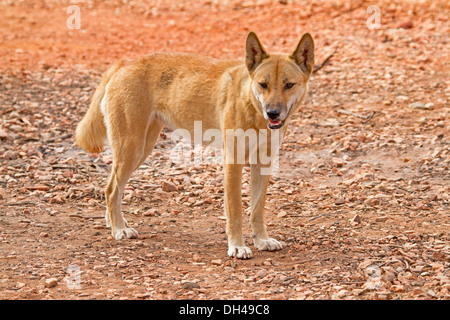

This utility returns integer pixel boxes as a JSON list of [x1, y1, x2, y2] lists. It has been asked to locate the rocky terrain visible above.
[[0, 0, 448, 299]]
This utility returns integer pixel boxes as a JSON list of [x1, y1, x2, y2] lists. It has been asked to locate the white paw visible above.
[[254, 238, 283, 252], [228, 245, 253, 259], [113, 227, 138, 240]]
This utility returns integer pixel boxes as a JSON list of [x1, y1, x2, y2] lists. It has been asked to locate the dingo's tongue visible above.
[[269, 120, 281, 125]]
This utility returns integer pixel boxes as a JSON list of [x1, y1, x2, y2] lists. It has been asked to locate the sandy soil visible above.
[[0, 0, 449, 300]]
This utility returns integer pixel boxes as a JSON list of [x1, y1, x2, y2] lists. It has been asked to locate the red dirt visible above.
[[0, 0, 449, 300]]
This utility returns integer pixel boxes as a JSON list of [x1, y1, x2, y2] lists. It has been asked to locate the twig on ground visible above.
[[1, 202, 36, 206], [337, 109, 375, 120], [313, 51, 336, 74], [45, 133, 72, 143], [362, 111, 376, 124], [307, 211, 342, 222], [277, 201, 303, 210]]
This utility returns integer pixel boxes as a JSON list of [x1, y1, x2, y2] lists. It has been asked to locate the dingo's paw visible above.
[[254, 238, 283, 252], [113, 227, 138, 240], [228, 245, 253, 259]]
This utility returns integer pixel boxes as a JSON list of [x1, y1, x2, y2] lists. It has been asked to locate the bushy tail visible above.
[[75, 61, 125, 153]]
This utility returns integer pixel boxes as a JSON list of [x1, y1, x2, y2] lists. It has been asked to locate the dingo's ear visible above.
[[245, 32, 269, 74], [290, 33, 315, 77]]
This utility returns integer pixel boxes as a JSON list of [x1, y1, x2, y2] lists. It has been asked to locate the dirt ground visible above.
[[0, 0, 449, 300]]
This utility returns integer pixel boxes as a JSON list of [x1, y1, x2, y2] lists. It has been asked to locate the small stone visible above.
[[408, 102, 429, 110], [390, 284, 404, 293], [412, 288, 424, 295], [182, 282, 200, 290], [350, 214, 361, 225], [3, 150, 16, 160], [16, 282, 26, 289], [277, 211, 288, 218], [425, 102, 434, 109], [77, 293, 90, 297], [352, 288, 366, 296], [432, 252, 446, 261], [365, 197, 380, 206], [135, 292, 152, 299], [143, 208, 159, 216], [31, 185, 50, 191], [161, 181, 177, 192], [375, 217, 388, 223], [332, 157, 345, 167], [0, 188, 6, 200], [256, 269, 268, 278], [9, 125, 23, 132], [335, 198, 345, 205], [211, 259, 222, 265], [263, 258, 273, 266], [44, 278, 58, 288], [244, 277, 254, 283], [397, 20, 413, 29], [0, 128, 8, 139], [376, 291, 391, 299]]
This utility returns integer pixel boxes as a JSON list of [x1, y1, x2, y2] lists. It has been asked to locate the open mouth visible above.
[[267, 119, 285, 130]]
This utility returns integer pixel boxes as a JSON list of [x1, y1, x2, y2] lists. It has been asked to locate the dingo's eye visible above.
[[259, 82, 268, 89], [285, 83, 295, 89]]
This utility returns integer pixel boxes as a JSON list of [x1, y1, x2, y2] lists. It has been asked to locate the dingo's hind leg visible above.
[[105, 116, 164, 239], [103, 90, 155, 240]]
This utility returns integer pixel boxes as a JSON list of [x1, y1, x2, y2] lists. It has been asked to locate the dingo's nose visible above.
[[266, 109, 280, 120]]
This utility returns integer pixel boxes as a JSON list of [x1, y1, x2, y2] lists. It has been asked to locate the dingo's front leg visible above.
[[250, 162, 283, 252], [224, 163, 252, 259]]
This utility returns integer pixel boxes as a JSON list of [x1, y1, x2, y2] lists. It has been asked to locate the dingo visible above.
[[75, 32, 314, 259]]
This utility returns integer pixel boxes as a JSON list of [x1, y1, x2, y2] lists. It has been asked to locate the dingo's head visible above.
[[246, 32, 314, 130]]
